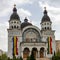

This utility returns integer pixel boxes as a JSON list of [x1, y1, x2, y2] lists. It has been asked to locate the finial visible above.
[[13, 4, 17, 12], [14, 4, 16, 8], [25, 17, 27, 19], [44, 7, 47, 15], [24, 17, 28, 22], [44, 7, 46, 10]]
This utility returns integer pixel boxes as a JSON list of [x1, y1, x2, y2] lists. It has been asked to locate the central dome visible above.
[[21, 17, 32, 29]]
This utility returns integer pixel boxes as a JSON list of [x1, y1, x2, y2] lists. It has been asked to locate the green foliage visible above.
[[19, 56, 23, 60], [27, 56, 30, 60], [27, 51, 35, 60], [52, 51, 60, 60], [0, 53, 23, 60], [1, 53, 7, 60]]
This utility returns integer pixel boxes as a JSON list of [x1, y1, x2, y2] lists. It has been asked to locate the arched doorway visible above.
[[31, 47, 38, 58], [23, 47, 30, 58], [40, 47, 44, 58]]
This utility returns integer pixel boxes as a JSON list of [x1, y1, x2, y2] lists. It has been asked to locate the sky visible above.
[[0, 0, 60, 51]]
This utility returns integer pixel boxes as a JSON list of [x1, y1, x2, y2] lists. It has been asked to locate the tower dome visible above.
[[41, 7, 51, 23], [41, 7, 52, 30], [9, 5, 21, 29], [10, 4, 20, 21]]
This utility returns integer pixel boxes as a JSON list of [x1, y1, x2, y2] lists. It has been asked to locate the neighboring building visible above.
[[7, 5, 59, 59], [0, 49, 4, 56], [56, 40, 60, 52]]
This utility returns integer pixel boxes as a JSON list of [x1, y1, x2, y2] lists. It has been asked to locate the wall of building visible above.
[[56, 40, 60, 52]]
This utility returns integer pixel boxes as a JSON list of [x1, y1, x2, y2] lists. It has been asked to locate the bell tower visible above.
[[7, 5, 22, 58], [9, 4, 21, 29], [41, 7, 52, 31], [40, 7, 56, 57]]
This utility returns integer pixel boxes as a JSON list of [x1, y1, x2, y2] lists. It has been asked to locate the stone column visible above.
[[44, 50, 46, 57], [29, 51, 31, 56], [21, 51, 23, 58], [38, 51, 40, 58]]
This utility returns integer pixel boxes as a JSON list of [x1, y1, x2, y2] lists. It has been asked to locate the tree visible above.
[[52, 50, 60, 60], [29, 51, 35, 60], [19, 56, 23, 60], [1, 53, 7, 60]]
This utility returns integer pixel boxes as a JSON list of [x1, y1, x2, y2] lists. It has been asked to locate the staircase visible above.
[[36, 58, 50, 60], [23, 58, 50, 60]]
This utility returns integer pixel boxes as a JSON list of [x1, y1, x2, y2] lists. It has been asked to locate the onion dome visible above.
[[10, 4, 20, 21], [41, 7, 51, 23], [21, 17, 32, 29]]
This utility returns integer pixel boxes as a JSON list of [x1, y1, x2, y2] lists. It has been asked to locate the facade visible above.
[[7, 5, 56, 59]]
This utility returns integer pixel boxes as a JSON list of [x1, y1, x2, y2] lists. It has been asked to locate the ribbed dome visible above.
[[41, 8, 51, 23], [21, 17, 32, 29], [41, 14, 51, 23], [10, 5, 20, 21], [10, 13, 20, 20]]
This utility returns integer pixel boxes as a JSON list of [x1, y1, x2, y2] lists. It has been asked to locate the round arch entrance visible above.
[[23, 47, 30, 58], [31, 47, 38, 58], [40, 47, 44, 58]]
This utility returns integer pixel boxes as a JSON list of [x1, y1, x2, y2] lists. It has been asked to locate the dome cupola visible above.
[[41, 7, 52, 30], [9, 4, 21, 29], [41, 7, 51, 23], [21, 17, 32, 29], [10, 4, 20, 21]]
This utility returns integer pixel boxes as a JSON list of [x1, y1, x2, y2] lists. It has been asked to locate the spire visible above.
[[10, 4, 20, 20], [41, 7, 51, 23], [13, 4, 17, 12], [44, 7, 47, 15]]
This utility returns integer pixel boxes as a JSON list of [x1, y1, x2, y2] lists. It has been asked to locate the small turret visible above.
[[41, 7, 52, 31], [9, 4, 21, 29]]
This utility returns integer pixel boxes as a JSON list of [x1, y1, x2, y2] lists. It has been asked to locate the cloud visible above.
[[39, 1, 60, 40], [18, 8, 32, 20], [0, 22, 8, 51]]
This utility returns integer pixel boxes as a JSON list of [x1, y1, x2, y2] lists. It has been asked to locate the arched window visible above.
[[14, 25, 16, 28], [11, 26, 13, 29], [14, 21, 16, 23], [47, 23, 49, 25], [44, 23, 46, 25], [23, 47, 30, 58], [47, 27, 49, 30], [45, 27, 46, 30]]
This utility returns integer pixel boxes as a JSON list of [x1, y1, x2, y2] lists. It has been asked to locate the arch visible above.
[[31, 47, 38, 58], [22, 26, 41, 35], [23, 47, 30, 58], [14, 25, 16, 28], [22, 26, 41, 42], [40, 47, 45, 58], [11, 26, 13, 29], [45, 27, 46, 30]]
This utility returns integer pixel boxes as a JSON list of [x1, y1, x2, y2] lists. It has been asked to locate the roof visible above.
[[9, 5, 20, 21], [41, 8, 51, 23]]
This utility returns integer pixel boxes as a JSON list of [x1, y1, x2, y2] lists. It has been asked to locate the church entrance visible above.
[[40, 47, 44, 58], [23, 48, 30, 58], [31, 48, 38, 58]]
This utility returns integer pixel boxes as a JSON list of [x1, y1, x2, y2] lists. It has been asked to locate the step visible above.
[[36, 58, 50, 60]]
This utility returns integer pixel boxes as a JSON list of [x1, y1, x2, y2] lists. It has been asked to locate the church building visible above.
[[7, 5, 56, 59]]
